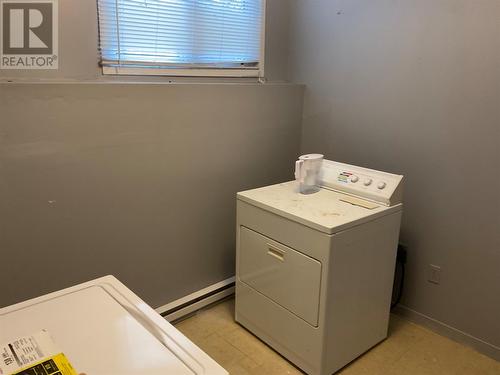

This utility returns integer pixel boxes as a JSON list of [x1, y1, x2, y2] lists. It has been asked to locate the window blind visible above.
[[97, 0, 263, 73]]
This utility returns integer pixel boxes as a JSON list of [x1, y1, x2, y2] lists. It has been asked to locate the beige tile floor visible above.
[[174, 298, 500, 375]]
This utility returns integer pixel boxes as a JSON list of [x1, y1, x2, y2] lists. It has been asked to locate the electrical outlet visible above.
[[428, 264, 441, 284]]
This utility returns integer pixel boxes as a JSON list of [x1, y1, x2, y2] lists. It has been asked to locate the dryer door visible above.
[[238, 226, 322, 327]]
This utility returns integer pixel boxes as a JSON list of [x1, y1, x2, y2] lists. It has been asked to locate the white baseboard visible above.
[[394, 304, 500, 362], [156, 276, 235, 322]]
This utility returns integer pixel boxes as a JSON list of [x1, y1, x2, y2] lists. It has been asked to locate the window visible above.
[[97, 0, 265, 77]]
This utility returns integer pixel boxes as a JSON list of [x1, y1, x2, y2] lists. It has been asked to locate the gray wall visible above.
[[0, 83, 303, 308], [289, 0, 500, 349], [0, 0, 300, 308]]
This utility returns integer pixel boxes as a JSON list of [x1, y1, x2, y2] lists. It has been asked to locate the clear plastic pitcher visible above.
[[294, 154, 324, 194]]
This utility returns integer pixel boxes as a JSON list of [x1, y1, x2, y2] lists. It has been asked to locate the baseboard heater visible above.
[[156, 276, 235, 322]]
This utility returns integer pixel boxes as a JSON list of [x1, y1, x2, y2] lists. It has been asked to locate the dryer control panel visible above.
[[320, 160, 403, 206]]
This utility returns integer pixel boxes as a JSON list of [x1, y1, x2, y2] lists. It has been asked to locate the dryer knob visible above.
[[350, 175, 359, 183], [363, 178, 372, 186], [377, 181, 387, 189]]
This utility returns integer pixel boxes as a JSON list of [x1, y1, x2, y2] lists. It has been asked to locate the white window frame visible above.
[[100, 0, 266, 78]]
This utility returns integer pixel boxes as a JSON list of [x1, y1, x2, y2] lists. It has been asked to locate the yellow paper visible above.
[[12, 353, 78, 375], [0, 330, 78, 375]]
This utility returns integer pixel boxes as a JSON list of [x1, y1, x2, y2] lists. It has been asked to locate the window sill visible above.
[[102, 66, 261, 78], [0, 78, 299, 87]]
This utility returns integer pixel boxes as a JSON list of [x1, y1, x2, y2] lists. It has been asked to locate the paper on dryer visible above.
[[0, 330, 78, 375], [340, 196, 379, 209]]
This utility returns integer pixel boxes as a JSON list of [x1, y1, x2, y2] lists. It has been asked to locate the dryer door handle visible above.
[[267, 244, 285, 262]]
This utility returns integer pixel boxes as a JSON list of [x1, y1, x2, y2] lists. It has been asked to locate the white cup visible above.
[[294, 154, 324, 194]]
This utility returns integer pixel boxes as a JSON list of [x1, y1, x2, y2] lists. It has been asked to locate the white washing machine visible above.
[[235, 160, 403, 375], [0, 276, 227, 375]]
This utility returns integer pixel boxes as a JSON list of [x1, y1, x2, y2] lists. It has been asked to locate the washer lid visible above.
[[0, 276, 227, 375], [238, 181, 401, 234]]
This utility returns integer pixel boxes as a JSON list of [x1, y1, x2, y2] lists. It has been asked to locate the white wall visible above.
[[289, 0, 500, 353]]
